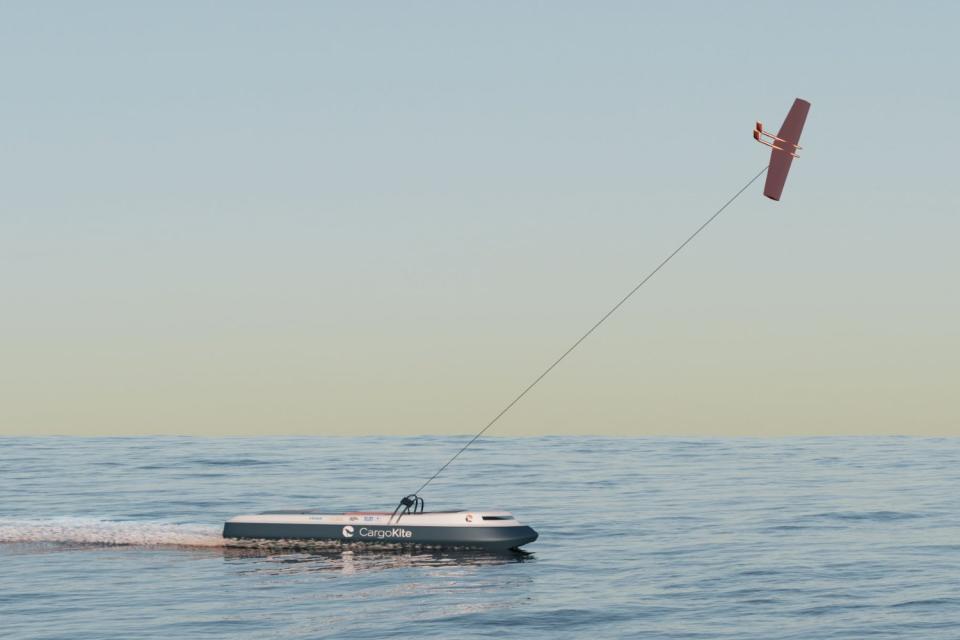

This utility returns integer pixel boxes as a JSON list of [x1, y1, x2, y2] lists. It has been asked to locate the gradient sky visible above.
[[2, 1, 958, 436]]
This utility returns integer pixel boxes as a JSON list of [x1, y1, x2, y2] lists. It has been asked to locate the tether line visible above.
[[412, 165, 769, 496]]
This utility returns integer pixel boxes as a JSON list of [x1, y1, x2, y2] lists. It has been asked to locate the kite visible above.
[[754, 98, 811, 200]]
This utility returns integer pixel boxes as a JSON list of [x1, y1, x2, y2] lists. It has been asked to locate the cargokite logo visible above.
[[358, 527, 413, 539], [342, 525, 354, 538]]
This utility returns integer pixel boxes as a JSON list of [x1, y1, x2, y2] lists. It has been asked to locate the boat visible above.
[[224, 496, 538, 551], [222, 509, 537, 551]]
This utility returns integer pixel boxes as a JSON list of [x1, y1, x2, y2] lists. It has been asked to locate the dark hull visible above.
[[223, 521, 538, 551]]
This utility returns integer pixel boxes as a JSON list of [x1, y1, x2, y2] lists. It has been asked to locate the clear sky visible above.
[[2, 1, 958, 436]]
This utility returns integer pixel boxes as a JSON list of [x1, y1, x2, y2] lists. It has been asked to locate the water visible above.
[[2, 436, 960, 639]]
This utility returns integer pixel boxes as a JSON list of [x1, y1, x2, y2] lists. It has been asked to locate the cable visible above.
[[411, 165, 769, 496]]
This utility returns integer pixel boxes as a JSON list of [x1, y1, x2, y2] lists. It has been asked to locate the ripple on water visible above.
[[2, 436, 960, 639]]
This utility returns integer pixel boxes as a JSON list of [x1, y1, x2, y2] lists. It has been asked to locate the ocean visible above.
[[2, 436, 960, 639]]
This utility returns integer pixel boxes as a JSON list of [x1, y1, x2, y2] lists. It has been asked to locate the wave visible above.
[[0, 517, 227, 547], [808, 510, 923, 522]]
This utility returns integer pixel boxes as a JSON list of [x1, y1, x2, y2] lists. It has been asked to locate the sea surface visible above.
[[2, 436, 960, 639]]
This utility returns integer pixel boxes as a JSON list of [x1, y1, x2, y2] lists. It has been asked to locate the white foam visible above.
[[0, 517, 227, 548]]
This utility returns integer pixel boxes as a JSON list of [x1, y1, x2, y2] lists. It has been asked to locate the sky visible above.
[[2, 1, 958, 436]]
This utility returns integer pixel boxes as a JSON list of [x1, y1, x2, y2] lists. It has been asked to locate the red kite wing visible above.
[[763, 98, 811, 201]]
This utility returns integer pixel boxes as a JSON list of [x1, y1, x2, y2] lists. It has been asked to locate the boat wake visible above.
[[0, 517, 228, 548]]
